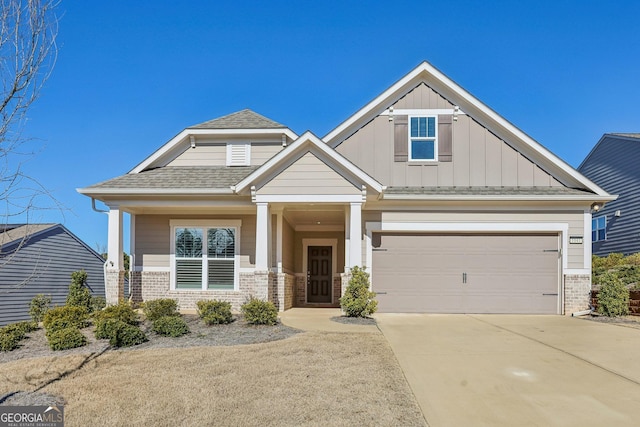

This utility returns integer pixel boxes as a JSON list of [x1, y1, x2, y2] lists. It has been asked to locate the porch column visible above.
[[255, 202, 269, 271], [348, 202, 362, 268], [274, 207, 283, 273], [105, 205, 125, 304]]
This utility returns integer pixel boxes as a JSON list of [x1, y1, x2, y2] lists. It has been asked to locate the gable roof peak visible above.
[[190, 109, 286, 129]]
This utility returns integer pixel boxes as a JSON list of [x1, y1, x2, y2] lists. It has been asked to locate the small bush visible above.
[[90, 296, 107, 313], [66, 270, 93, 311], [46, 327, 87, 351], [340, 266, 378, 318], [197, 300, 233, 325], [95, 318, 124, 340], [29, 294, 52, 323], [2, 321, 37, 340], [241, 297, 277, 325], [0, 329, 22, 352], [94, 301, 138, 325], [43, 306, 89, 332], [109, 323, 147, 348], [143, 298, 179, 321], [597, 273, 630, 317], [152, 316, 190, 337]]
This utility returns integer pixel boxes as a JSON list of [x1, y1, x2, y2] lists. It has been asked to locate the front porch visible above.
[[103, 202, 365, 312]]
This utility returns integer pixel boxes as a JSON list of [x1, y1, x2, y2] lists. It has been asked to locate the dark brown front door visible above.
[[307, 246, 332, 303]]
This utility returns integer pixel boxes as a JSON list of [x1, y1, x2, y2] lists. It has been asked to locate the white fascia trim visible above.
[[235, 131, 383, 193], [77, 188, 234, 195], [583, 210, 592, 271], [255, 194, 365, 203], [379, 108, 464, 116], [380, 194, 615, 202], [323, 61, 610, 196], [130, 128, 298, 174]]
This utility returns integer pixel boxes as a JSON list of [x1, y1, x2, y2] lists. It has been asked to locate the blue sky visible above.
[[12, 0, 640, 252]]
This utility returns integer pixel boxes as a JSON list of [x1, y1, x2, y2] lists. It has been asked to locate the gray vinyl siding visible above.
[[0, 226, 106, 326], [335, 83, 563, 188], [578, 135, 640, 256]]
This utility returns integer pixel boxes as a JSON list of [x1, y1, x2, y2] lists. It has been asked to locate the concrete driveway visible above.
[[376, 314, 640, 427]]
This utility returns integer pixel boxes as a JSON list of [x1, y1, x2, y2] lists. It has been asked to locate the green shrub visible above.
[[152, 316, 190, 337], [95, 318, 123, 340], [597, 273, 630, 317], [241, 297, 277, 325], [143, 298, 179, 321], [108, 323, 147, 348], [43, 306, 89, 332], [66, 270, 93, 311], [29, 294, 52, 323], [197, 300, 233, 325], [0, 329, 22, 352], [2, 321, 37, 340], [90, 296, 107, 313], [94, 301, 138, 325], [46, 327, 87, 351], [340, 266, 378, 318]]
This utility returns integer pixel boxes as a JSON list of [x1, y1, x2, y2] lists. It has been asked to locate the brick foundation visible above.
[[564, 274, 592, 315], [105, 269, 125, 304]]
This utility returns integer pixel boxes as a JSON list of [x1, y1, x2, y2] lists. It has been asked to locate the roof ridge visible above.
[[189, 109, 286, 129]]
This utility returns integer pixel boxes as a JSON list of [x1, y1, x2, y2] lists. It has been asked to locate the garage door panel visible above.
[[372, 234, 559, 314]]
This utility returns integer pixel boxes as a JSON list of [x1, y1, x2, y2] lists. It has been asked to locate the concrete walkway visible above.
[[376, 314, 640, 427], [279, 308, 380, 333]]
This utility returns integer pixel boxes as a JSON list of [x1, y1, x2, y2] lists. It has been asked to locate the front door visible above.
[[307, 246, 332, 303]]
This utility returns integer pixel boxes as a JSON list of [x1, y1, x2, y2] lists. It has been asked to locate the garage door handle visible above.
[[372, 248, 387, 252], [542, 293, 558, 296], [376, 292, 387, 295]]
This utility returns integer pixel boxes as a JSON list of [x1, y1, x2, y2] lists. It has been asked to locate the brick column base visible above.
[[105, 269, 125, 305], [564, 274, 592, 315]]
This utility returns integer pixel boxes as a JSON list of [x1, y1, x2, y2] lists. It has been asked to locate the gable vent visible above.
[[226, 143, 251, 166]]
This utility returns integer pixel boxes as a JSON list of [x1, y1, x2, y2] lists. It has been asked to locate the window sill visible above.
[[408, 161, 439, 166]]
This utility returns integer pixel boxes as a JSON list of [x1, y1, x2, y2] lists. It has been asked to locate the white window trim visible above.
[[592, 215, 606, 242], [408, 115, 438, 162], [170, 219, 242, 291], [302, 238, 337, 304], [226, 142, 251, 166]]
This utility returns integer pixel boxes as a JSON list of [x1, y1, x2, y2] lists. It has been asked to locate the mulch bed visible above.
[[579, 313, 640, 329], [0, 314, 301, 365], [330, 316, 377, 326]]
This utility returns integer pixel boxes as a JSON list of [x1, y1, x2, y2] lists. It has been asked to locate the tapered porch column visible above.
[[347, 202, 362, 268], [255, 202, 270, 271], [105, 205, 125, 304]]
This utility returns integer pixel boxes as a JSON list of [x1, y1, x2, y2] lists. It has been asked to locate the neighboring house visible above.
[[578, 133, 640, 256], [78, 62, 614, 315], [0, 224, 106, 326]]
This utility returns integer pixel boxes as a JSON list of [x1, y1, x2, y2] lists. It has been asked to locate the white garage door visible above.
[[372, 233, 560, 314]]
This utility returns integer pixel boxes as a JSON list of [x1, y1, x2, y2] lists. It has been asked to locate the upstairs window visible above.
[[409, 116, 437, 161], [592, 216, 606, 242]]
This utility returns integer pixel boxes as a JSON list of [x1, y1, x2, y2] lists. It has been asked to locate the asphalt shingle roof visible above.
[[385, 186, 593, 196], [85, 166, 258, 190], [190, 109, 286, 129], [609, 133, 640, 139], [0, 224, 57, 248]]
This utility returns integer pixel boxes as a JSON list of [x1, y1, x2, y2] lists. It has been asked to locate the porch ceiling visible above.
[[283, 205, 345, 230]]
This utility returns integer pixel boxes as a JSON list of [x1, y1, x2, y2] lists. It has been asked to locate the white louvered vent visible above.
[[226, 142, 251, 166]]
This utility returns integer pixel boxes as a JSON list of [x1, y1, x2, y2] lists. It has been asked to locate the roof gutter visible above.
[[78, 187, 236, 196], [380, 194, 618, 202]]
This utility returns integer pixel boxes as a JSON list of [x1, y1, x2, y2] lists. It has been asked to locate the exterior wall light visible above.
[[591, 202, 602, 212]]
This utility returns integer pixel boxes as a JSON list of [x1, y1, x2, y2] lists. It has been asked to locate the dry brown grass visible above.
[[0, 331, 426, 427]]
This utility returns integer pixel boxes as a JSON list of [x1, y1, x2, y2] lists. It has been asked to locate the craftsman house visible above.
[[78, 62, 614, 315]]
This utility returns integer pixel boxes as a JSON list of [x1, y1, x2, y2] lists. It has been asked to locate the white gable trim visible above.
[[234, 131, 384, 194], [130, 128, 298, 174], [323, 61, 612, 198]]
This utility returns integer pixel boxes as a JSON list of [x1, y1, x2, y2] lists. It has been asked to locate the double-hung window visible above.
[[409, 116, 437, 161], [592, 216, 606, 242], [172, 221, 240, 290]]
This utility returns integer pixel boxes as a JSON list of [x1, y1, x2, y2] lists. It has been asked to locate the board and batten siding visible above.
[[377, 210, 586, 269], [134, 214, 257, 269], [166, 140, 283, 167], [258, 152, 361, 196], [578, 135, 640, 256], [0, 226, 106, 326], [335, 83, 562, 188]]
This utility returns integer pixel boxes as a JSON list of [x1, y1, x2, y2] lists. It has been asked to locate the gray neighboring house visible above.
[[0, 224, 106, 326], [578, 133, 640, 256]]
